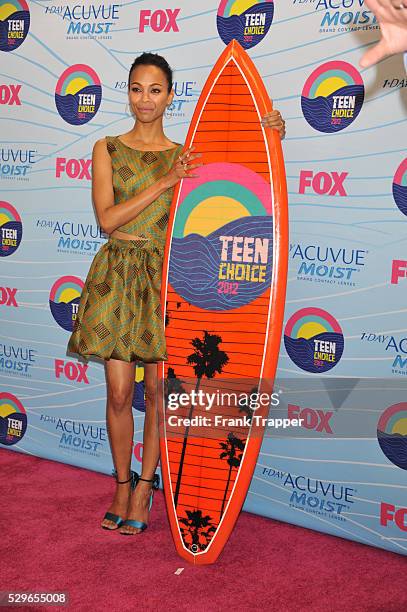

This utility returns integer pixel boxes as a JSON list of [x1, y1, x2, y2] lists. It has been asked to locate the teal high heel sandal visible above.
[[119, 473, 160, 535], [101, 469, 138, 530]]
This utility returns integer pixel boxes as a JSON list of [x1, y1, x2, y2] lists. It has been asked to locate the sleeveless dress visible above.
[[67, 135, 183, 363]]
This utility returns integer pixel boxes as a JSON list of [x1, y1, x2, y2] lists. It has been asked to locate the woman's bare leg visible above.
[[119, 361, 160, 534], [101, 358, 136, 529]]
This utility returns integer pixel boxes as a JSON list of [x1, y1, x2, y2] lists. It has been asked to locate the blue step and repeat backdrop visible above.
[[1, 0, 406, 555]]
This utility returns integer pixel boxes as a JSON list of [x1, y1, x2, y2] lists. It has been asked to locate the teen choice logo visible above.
[[301, 61, 364, 133], [0, 200, 22, 256], [217, 0, 274, 49], [393, 158, 407, 217], [55, 64, 102, 126], [0, 392, 27, 446], [377, 402, 407, 470], [49, 276, 84, 331], [284, 307, 344, 373], [0, 0, 30, 52], [169, 162, 273, 311]]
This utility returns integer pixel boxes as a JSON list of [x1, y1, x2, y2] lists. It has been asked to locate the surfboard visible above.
[[159, 39, 288, 565]]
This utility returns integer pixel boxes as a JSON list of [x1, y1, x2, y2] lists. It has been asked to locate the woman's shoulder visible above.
[[93, 135, 119, 157], [93, 136, 115, 148]]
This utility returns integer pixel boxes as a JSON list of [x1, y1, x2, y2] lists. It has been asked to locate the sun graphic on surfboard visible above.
[[173, 162, 272, 238]]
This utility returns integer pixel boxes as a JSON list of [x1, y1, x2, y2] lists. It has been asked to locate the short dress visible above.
[[67, 135, 183, 363]]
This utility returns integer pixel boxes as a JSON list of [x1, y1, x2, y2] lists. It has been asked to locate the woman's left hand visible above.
[[261, 105, 286, 140]]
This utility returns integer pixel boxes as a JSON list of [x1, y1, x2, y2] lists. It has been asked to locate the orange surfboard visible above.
[[159, 40, 288, 565]]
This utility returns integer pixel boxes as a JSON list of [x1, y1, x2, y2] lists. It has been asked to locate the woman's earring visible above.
[[125, 103, 133, 117]]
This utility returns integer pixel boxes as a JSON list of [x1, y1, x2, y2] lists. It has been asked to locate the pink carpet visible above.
[[1, 449, 406, 612]]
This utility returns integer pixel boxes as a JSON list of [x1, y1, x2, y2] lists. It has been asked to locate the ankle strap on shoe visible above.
[[112, 469, 132, 484], [117, 476, 132, 484], [138, 474, 160, 489]]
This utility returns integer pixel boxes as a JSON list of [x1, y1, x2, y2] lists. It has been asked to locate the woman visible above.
[[67, 52, 286, 535]]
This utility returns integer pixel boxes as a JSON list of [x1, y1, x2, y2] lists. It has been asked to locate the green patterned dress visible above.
[[67, 136, 183, 363]]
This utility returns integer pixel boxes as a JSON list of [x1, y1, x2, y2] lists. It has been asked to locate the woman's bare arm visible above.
[[92, 138, 178, 235]]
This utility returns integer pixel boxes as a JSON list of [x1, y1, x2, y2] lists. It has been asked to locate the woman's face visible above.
[[128, 64, 174, 123]]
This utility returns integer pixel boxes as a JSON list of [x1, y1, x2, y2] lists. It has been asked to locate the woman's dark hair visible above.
[[128, 52, 173, 92]]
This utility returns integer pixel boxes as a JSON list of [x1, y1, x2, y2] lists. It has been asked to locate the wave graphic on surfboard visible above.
[[169, 216, 273, 310]]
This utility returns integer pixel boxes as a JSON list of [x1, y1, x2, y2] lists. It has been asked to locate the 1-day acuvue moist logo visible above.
[[0, 0, 30, 52], [0, 200, 22, 256], [55, 64, 102, 125], [301, 61, 364, 133], [284, 307, 344, 373], [393, 158, 407, 217], [217, 0, 274, 49], [49, 276, 84, 331]]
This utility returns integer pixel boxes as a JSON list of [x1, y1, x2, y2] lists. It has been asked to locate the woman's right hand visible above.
[[164, 146, 202, 188]]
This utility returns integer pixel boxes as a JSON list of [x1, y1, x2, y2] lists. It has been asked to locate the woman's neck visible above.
[[129, 120, 171, 148]]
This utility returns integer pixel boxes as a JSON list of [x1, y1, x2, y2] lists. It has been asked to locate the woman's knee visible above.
[[107, 385, 133, 414]]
